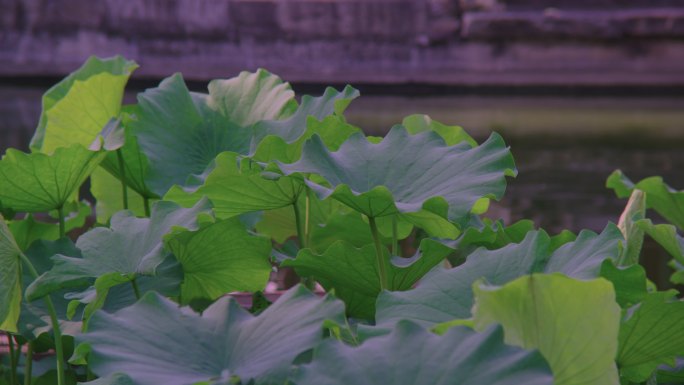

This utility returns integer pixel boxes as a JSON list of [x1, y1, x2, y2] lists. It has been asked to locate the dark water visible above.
[[3, 86, 684, 285]]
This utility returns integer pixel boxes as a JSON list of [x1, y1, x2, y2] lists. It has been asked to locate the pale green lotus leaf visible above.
[[471, 274, 621, 385], [31, 55, 137, 153], [207, 68, 297, 127]]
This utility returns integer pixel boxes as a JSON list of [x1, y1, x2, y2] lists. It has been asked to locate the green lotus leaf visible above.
[[90, 167, 149, 223], [0, 215, 22, 332], [617, 291, 684, 382], [0, 145, 106, 213], [165, 217, 272, 306], [402, 114, 477, 147], [607, 170, 684, 229], [30, 56, 137, 153], [8, 202, 91, 251], [64, 257, 182, 324], [471, 274, 621, 385], [97, 110, 159, 206], [164, 151, 304, 219], [207, 68, 297, 127], [251, 86, 360, 163], [278, 126, 516, 224], [255, 192, 341, 244], [129, 74, 253, 196], [283, 238, 454, 319], [657, 358, 684, 384], [294, 322, 553, 385], [26, 199, 211, 302], [17, 238, 82, 338], [376, 224, 622, 326], [638, 219, 684, 265], [76, 286, 345, 385], [599, 259, 648, 308]]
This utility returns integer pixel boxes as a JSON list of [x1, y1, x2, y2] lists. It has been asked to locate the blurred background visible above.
[[1, 0, 683, 283]]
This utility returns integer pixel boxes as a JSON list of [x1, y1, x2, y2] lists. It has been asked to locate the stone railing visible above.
[[1, 0, 683, 85]]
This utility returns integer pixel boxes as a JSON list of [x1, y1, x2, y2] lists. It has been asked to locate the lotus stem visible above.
[[57, 206, 65, 239], [19, 252, 66, 385], [293, 197, 315, 290], [392, 216, 399, 257], [116, 149, 129, 210], [131, 278, 141, 300], [8, 334, 18, 385], [24, 341, 33, 385], [143, 197, 151, 217], [368, 216, 389, 290]]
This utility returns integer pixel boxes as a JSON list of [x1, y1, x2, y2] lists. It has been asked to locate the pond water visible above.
[[2, 85, 683, 285]]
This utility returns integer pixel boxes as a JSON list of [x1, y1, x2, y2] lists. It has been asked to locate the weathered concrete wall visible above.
[[1, 0, 684, 85]]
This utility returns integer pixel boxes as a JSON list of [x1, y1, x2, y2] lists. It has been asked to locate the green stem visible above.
[[8, 334, 17, 385], [143, 197, 151, 217], [391, 216, 399, 257], [293, 198, 315, 290], [116, 149, 128, 210], [368, 216, 389, 290], [57, 206, 65, 239], [19, 253, 66, 385], [24, 342, 33, 385], [304, 190, 311, 247], [131, 278, 141, 300]]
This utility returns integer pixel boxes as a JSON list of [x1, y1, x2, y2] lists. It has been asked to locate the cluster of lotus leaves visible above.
[[0, 56, 683, 385]]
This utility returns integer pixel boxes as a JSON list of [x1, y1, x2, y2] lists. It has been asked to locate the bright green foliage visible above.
[[0, 216, 22, 332], [279, 126, 516, 225], [130, 72, 357, 196], [164, 151, 304, 218], [617, 291, 684, 382], [5, 57, 684, 385], [90, 167, 148, 223], [294, 322, 553, 385], [8, 202, 91, 250], [251, 86, 360, 162], [207, 69, 298, 127], [402, 114, 477, 147], [638, 219, 684, 266], [471, 274, 621, 385], [599, 260, 648, 308], [76, 287, 345, 385], [30, 56, 137, 153], [607, 170, 684, 229], [165, 218, 272, 306], [26, 200, 211, 304], [376, 225, 622, 326], [284, 239, 454, 319], [0, 145, 105, 212]]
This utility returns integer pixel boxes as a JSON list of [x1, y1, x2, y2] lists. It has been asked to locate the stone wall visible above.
[[1, 0, 683, 85]]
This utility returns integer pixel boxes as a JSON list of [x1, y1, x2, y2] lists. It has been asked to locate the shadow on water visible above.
[[2, 85, 683, 288]]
